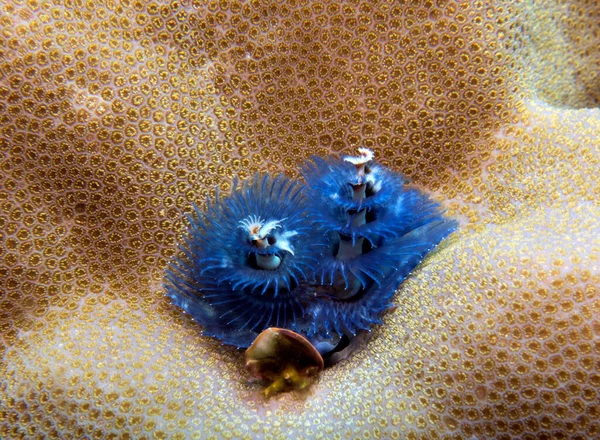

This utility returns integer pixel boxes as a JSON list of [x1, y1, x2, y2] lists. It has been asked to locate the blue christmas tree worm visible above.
[[165, 174, 321, 348], [166, 148, 457, 388], [296, 148, 458, 355]]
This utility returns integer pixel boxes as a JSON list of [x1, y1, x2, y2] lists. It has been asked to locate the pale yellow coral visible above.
[[1, 0, 599, 439]]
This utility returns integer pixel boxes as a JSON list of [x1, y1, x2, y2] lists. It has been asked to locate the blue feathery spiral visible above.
[[298, 149, 458, 350], [166, 149, 457, 358], [298, 220, 456, 339], [165, 174, 321, 348]]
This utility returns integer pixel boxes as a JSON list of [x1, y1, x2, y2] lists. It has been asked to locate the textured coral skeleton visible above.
[[1, 0, 600, 439]]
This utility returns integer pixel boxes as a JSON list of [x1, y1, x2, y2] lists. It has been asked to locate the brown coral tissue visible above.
[[1, 0, 599, 439]]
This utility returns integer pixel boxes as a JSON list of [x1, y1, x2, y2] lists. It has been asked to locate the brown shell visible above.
[[245, 328, 324, 391]]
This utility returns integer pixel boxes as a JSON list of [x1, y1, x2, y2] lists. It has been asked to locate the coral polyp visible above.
[[166, 148, 457, 367]]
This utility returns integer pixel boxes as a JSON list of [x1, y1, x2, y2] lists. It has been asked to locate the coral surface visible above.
[[1, 0, 599, 439]]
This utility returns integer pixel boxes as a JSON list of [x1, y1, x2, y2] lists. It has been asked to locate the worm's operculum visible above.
[[239, 215, 290, 270]]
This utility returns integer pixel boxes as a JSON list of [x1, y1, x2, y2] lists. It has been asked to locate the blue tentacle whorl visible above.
[[165, 174, 321, 348], [300, 149, 457, 350], [301, 219, 458, 339]]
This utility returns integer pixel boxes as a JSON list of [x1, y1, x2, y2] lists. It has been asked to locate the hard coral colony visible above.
[[166, 148, 456, 392]]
